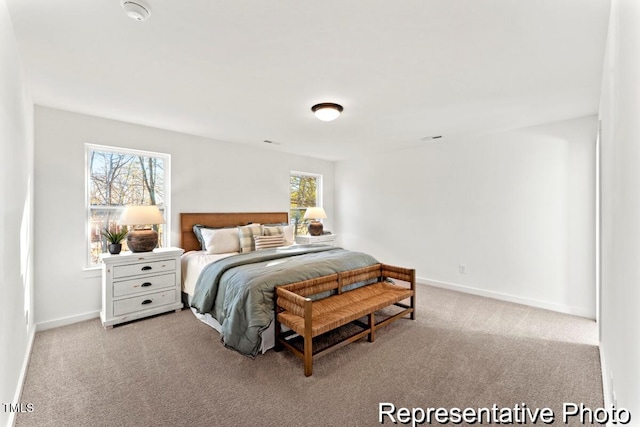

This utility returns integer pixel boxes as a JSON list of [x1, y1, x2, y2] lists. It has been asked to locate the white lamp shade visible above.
[[314, 108, 340, 121], [303, 207, 327, 220], [118, 205, 165, 226]]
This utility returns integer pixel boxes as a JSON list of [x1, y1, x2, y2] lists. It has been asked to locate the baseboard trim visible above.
[[9, 326, 36, 427], [36, 310, 100, 332], [417, 277, 595, 319], [599, 344, 612, 410]]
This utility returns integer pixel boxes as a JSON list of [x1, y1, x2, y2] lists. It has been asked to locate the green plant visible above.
[[101, 227, 128, 244]]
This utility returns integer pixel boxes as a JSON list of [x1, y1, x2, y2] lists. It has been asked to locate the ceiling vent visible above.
[[121, 1, 151, 22]]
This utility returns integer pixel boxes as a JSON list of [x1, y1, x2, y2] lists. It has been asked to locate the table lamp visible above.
[[118, 205, 165, 252], [303, 207, 327, 236]]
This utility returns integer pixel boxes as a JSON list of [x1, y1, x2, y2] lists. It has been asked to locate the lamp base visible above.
[[308, 221, 323, 236], [127, 228, 158, 252]]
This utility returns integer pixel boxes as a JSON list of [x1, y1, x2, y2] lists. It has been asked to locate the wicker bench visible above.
[[274, 264, 415, 376]]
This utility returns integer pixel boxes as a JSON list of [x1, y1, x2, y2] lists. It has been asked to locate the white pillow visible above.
[[200, 227, 241, 254], [254, 234, 285, 250], [282, 224, 295, 245]]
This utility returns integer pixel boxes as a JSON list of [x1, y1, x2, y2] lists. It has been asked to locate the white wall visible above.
[[599, 0, 640, 416], [33, 106, 334, 328], [0, 0, 35, 425], [336, 116, 597, 318]]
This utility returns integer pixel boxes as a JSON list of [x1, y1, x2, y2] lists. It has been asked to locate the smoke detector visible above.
[[121, 1, 151, 22]]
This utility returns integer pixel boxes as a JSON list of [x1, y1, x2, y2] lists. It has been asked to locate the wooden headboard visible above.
[[180, 212, 289, 252]]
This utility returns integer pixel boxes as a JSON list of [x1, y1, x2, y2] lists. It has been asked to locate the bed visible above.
[[179, 212, 381, 357]]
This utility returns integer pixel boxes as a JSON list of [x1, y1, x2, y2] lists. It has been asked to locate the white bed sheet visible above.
[[181, 250, 238, 296]]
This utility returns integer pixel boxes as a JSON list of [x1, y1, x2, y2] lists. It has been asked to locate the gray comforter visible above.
[[190, 245, 378, 356]]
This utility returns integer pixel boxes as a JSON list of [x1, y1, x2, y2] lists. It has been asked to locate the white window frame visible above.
[[290, 171, 323, 234], [85, 143, 171, 268]]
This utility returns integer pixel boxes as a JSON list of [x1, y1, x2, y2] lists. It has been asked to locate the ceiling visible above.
[[6, 0, 610, 161]]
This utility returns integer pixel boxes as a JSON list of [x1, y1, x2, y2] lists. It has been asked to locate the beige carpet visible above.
[[16, 285, 601, 427]]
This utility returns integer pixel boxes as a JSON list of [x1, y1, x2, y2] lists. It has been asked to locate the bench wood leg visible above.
[[304, 336, 313, 377], [274, 326, 283, 352], [368, 312, 375, 342], [274, 307, 283, 351], [410, 295, 416, 320], [303, 298, 313, 376], [410, 270, 416, 320]]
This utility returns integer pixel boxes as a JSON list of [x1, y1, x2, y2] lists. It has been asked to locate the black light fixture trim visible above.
[[311, 103, 344, 114]]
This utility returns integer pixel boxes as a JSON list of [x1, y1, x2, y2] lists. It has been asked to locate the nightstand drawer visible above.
[[113, 273, 176, 298], [113, 289, 177, 316], [113, 259, 176, 279]]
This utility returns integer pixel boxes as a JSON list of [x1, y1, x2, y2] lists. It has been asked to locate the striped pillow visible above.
[[254, 234, 285, 250], [263, 224, 295, 245], [238, 224, 262, 253], [262, 225, 284, 236]]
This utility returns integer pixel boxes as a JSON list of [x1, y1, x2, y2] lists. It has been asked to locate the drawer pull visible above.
[[141, 266, 152, 271], [141, 299, 153, 305], [141, 282, 152, 287]]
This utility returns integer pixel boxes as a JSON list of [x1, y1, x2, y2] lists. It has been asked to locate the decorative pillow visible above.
[[263, 224, 295, 246], [254, 234, 285, 250], [282, 224, 295, 245], [192, 224, 209, 249], [262, 225, 283, 236], [238, 224, 262, 253], [200, 227, 241, 254]]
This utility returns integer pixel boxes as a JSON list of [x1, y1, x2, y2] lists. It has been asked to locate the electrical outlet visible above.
[[458, 265, 466, 274]]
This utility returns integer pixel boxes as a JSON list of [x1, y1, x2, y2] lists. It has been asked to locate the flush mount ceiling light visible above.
[[121, 1, 151, 21], [311, 103, 343, 121]]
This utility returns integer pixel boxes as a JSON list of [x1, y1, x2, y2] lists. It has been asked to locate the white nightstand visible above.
[[100, 247, 184, 328], [295, 234, 337, 246]]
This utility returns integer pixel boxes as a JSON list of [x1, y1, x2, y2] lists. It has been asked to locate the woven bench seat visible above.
[[278, 281, 413, 337], [275, 263, 415, 376]]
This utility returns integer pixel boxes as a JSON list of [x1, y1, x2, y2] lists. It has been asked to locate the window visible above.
[[86, 144, 170, 266], [289, 171, 322, 235]]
